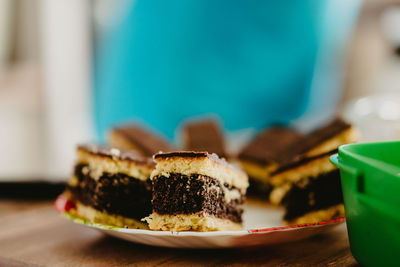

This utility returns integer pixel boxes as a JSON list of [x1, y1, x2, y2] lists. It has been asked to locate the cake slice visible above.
[[145, 151, 249, 231], [65, 145, 155, 228], [269, 118, 357, 205], [238, 126, 301, 195], [108, 125, 173, 157], [268, 118, 358, 224], [182, 120, 228, 158]]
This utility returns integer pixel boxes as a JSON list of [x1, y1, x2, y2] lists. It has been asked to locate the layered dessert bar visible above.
[[182, 120, 228, 158], [238, 127, 301, 195], [109, 125, 173, 157], [145, 151, 249, 231], [268, 118, 358, 224], [65, 145, 154, 228]]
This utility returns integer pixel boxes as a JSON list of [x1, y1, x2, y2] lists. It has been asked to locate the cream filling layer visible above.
[[207, 184, 243, 203], [269, 183, 292, 205]]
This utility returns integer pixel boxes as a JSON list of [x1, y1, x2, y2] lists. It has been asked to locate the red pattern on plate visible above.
[[250, 217, 345, 233]]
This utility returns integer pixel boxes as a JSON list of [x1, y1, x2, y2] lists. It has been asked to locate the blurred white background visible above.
[[0, 0, 399, 180]]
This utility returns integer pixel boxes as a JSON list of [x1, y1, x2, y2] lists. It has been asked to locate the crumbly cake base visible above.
[[284, 204, 345, 226], [144, 212, 242, 232], [69, 201, 149, 229]]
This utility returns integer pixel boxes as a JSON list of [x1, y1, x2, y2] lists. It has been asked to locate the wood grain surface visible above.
[[0, 200, 360, 267]]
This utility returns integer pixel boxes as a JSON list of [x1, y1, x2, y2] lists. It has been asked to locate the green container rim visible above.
[[335, 141, 400, 178], [331, 140, 400, 222]]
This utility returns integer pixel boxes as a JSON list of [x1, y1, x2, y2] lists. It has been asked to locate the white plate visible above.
[[55, 195, 345, 248]]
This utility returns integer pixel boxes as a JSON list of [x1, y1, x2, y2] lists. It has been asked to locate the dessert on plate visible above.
[[269, 118, 358, 224], [65, 145, 154, 228], [145, 151, 249, 231], [60, 117, 356, 231]]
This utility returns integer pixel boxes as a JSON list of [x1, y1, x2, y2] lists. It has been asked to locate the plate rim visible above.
[[55, 194, 345, 237]]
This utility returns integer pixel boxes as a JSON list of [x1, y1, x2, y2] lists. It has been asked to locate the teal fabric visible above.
[[94, 0, 360, 140]]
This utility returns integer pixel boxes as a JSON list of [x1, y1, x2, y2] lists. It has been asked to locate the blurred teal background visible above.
[[94, 0, 361, 140]]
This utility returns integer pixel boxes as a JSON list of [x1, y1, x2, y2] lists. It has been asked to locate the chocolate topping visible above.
[[182, 120, 227, 158], [283, 169, 343, 221], [68, 164, 152, 221], [112, 125, 174, 157], [78, 144, 155, 166], [238, 126, 302, 165], [284, 118, 351, 159], [152, 173, 244, 223], [154, 151, 211, 159]]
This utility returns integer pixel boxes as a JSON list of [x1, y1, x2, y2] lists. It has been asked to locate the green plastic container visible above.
[[330, 141, 400, 267]]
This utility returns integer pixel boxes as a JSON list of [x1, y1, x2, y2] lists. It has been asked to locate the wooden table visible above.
[[0, 199, 359, 267]]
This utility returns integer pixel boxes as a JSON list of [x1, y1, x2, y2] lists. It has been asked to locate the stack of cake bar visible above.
[[65, 148, 248, 231], [238, 118, 357, 224], [269, 119, 358, 224], [145, 151, 248, 231], [63, 117, 356, 231], [65, 145, 154, 229], [64, 122, 249, 231]]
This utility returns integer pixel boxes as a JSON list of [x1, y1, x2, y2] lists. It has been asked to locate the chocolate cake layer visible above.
[[238, 126, 302, 165], [152, 173, 244, 223], [183, 120, 227, 158], [110, 125, 173, 157], [68, 164, 152, 221], [246, 177, 272, 197], [282, 169, 343, 221]]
